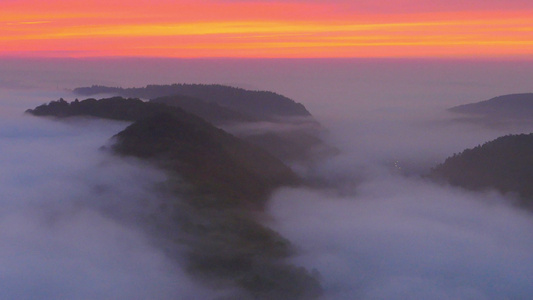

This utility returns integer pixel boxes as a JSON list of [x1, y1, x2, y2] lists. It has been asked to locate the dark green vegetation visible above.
[[74, 84, 311, 120], [440, 93, 533, 208], [72, 84, 334, 164], [449, 93, 533, 123], [240, 125, 332, 164], [152, 94, 256, 124], [27, 96, 322, 299], [27, 97, 299, 205], [27, 96, 169, 121], [430, 133, 533, 208], [113, 113, 298, 207]]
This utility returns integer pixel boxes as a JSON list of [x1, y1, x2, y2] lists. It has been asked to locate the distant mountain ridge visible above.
[[449, 93, 533, 120], [73, 84, 311, 121]]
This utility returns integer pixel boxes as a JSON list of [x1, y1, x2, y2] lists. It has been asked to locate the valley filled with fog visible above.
[[1, 58, 533, 299]]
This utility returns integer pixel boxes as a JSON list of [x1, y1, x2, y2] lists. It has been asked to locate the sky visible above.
[[1, 0, 533, 58]]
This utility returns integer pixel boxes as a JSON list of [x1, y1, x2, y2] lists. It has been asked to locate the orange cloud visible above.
[[0, 1, 532, 58]]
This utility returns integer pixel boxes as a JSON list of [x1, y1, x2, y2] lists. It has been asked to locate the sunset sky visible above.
[[1, 0, 533, 58]]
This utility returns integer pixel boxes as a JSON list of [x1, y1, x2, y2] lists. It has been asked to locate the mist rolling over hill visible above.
[[0, 107, 213, 299], [3, 59, 533, 299], [25, 95, 322, 299]]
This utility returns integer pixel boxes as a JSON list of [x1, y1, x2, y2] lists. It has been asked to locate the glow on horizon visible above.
[[1, 0, 533, 58]]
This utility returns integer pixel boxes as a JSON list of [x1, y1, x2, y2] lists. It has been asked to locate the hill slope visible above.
[[150, 94, 256, 124], [111, 113, 321, 298], [69, 85, 336, 164], [112, 112, 299, 207], [449, 93, 533, 120], [430, 133, 533, 208], [26, 97, 299, 206]]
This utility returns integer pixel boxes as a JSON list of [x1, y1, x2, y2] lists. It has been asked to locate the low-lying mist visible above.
[[3, 58, 533, 299], [269, 180, 533, 299], [0, 91, 215, 299], [267, 105, 533, 299]]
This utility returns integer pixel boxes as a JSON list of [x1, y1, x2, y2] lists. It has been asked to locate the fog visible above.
[[269, 181, 533, 299], [266, 109, 533, 299], [261, 62, 533, 298], [2, 58, 533, 299], [0, 91, 215, 299]]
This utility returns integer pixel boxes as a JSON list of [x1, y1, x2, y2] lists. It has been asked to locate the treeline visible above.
[[430, 133, 533, 208], [73, 84, 311, 120]]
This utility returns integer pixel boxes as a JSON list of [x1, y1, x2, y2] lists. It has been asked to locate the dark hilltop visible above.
[[72, 84, 337, 164]]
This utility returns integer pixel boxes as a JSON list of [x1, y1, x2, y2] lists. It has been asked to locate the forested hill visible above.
[[26, 97, 323, 299], [449, 93, 533, 120], [112, 112, 299, 207], [69, 86, 335, 164], [27, 96, 172, 121], [150, 94, 256, 124], [73, 84, 311, 120], [430, 133, 533, 208], [26, 97, 299, 206]]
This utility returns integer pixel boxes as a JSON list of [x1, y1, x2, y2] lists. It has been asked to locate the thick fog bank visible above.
[[0, 91, 214, 299], [269, 179, 533, 300], [267, 90, 533, 299], [3, 59, 533, 299], [316, 107, 533, 179]]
